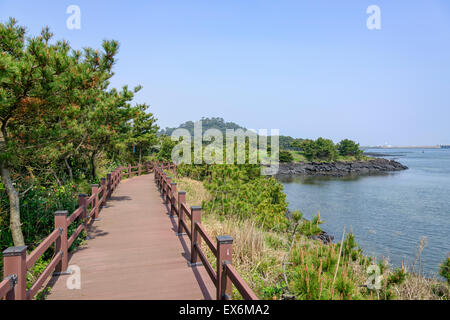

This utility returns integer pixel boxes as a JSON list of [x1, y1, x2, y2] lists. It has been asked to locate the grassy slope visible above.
[[174, 176, 447, 300]]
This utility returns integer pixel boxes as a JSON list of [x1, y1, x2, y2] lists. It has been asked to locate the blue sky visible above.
[[1, 0, 449, 146]]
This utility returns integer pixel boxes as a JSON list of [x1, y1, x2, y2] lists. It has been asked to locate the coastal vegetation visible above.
[[172, 164, 448, 300]]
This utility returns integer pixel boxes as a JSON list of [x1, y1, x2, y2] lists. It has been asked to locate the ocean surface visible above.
[[279, 148, 450, 276]]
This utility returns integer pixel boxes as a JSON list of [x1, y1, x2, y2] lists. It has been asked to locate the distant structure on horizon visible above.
[[441, 145, 450, 149]]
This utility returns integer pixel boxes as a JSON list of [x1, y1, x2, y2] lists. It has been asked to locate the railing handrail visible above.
[[154, 163, 258, 300], [2, 162, 153, 300], [195, 222, 217, 256], [26, 228, 60, 270]]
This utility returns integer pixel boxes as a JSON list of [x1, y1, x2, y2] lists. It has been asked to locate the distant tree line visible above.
[[291, 138, 363, 162]]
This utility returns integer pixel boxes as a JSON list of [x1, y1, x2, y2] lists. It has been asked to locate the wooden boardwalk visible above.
[[46, 174, 215, 300]]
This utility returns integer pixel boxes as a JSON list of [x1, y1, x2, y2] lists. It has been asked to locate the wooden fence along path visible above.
[[1, 162, 257, 300]]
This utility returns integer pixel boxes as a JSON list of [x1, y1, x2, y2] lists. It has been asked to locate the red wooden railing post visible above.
[[146, 162, 150, 173], [189, 206, 202, 266], [138, 163, 141, 176], [159, 169, 163, 189], [79, 194, 89, 239], [160, 170, 164, 195], [128, 164, 132, 177], [157, 168, 161, 189], [163, 171, 167, 193], [110, 171, 114, 191], [165, 176, 172, 204], [177, 191, 187, 235], [154, 165, 159, 186], [112, 170, 116, 190], [54, 210, 69, 273], [100, 177, 107, 205], [170, 182, 177, 217], [106, 173, 112, 198], [217, 235, 233, 300], [91, 184, 100, 219], [3, 246, 27, 300]]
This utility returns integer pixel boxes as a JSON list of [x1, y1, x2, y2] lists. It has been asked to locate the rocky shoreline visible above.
[[276, 158, 408, 177]]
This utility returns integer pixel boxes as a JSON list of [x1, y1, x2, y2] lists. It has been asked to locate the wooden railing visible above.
[[154, 162, 258, 300], [1, 162, 154, 300]]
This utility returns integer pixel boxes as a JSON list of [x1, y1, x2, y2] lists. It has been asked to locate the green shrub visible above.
[[342, 232, 362, 261], [299, 212, 323, 237], [279, 150, 294, 163], [439, 256, 450, 284], [262, 283, 285, 300], [387, 268, 407, 286], [300, 138, 337, 161], [337, 139, 363, 158], [179, 164, 289, 231]]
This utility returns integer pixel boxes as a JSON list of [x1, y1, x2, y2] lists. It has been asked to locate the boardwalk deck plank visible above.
[[46, 174, 215, 300]]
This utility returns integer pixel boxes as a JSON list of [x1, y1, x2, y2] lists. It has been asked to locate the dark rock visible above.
[[275, 158, 408, 177], [310, 231, 334, 244]]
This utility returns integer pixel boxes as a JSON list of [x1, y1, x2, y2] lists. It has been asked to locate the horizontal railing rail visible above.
[[0, 275, 16, 300], [2, 162, 153, 300], [222, 262, 259, 300], [26, 229, 60, 270], [154, 163, 257, 300], [120, 162, 153, 179]]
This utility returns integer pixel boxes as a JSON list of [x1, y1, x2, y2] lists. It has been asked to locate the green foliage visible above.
[[0, 184, 77, 250], [0, 18, 151, 180], [387, 268, 407, 286], [265, 234, 285, 250], [288, 241, 361, 300], [291, 210, 303, 224], [124, 103, 159, 163], [157, 135, 178, 161], [261, 283, 285, 300], [26, 255, 52, 299], [299, 212, 323, 237], [439, 256, 450, 284], [300, 138, 337, 161], [342, 232, 362, 261], [179, 164, 288, 230], [337, 139, 363, 158], [279, 150, 294, 163]]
